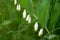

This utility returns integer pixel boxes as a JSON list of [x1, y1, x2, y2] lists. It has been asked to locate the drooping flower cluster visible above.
[[14, 0, 43, 37], [34, 22, 43, 36], [14, 0, 31, 23], [22, 9, 31, 23], [14, 0, 21, 11]]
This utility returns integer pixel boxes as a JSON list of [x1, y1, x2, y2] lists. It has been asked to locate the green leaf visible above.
[[48, 2, 60, 31], [2, 20, 12, 26], [47, 35, 58, 40], [38, 0, 50, 27]]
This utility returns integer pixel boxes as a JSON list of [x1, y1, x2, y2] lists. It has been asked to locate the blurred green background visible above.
[[0, 0, 60, 40]]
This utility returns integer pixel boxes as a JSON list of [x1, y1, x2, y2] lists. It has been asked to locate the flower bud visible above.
[[23, 9, 26, 18], [14, 0, 17, 5], [16, 4, 21, 11], [26, 15, 30, 21], [38, 28, 43, 36], [28, 16, 31, 23], [34, 22, 38, 31]]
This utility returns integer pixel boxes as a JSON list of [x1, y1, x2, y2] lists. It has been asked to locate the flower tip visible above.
[[38, 28, 43, 36], [34, 22, 38, 31], [23, 9, 26, 18]]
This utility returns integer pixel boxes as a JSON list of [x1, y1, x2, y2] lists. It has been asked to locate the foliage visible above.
[[0, 0, 60, 40]]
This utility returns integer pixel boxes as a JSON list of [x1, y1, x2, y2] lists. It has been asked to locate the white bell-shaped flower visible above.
[[16, 4, 21, 11], [23, 9, 26, 18], [38, 28, 43, 36], [26, 15, 30, 21], [14, 0, 17, 5], [34, 22, 38, 31], [28, 16, 31, 23], [26, 15, 31, 23]]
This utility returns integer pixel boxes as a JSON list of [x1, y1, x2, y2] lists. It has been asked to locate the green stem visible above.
[[45, 27, 50, 34]]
